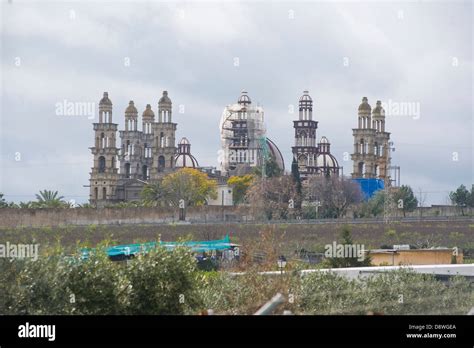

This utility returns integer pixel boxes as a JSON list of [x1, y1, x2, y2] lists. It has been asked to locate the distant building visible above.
[[89, 91, 203, 206], [292, 91, 341, 180], [219, 90, 285, 176], [368, 248, 463, 266], [351, 97, 391, 185]]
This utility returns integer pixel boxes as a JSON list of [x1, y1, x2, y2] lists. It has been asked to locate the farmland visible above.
[[1, 220, 473, 257]]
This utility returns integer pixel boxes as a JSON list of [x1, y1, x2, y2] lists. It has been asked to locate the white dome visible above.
[[316, 153, 339, 168]]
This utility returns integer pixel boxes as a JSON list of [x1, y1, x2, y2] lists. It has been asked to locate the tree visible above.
[[0, 193, 7, 208], [305, 176, 363, 218], [152, 168, 218, 221], [227, 174, 255, 205], [252, 156, 283, 178], [140, 181, 165, 207], [357, 190, 386, 218], [34, 190, 67, 208], [468, 185, 474, 208], [246, 175, 297, 220], [393, 185, 418, 217], [449, 184, 471, 215], [324, 226, 372, 268]]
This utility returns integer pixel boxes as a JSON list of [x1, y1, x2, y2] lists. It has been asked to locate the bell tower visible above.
[[89, 92, 119, 206], [291, 91, 318, 180], [119, 101, 144, 180], [150, 91, 177, 179]]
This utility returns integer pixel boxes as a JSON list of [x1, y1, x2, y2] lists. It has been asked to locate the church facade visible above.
[[89, 91, 201, 206]]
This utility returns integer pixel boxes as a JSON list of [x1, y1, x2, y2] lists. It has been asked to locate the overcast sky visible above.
[[1, 0, 472, 205]]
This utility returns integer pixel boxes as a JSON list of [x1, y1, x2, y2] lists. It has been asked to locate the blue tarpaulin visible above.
[[352, 178, 384, 200], [81, 235, 234, 260]]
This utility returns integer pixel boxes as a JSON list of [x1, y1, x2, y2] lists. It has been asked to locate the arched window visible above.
[[102, 187, 107, 200], [160, 132, 164, 147], [358, 162, 364, 175], [94, 187, 98, 200], [100, 133, 105, 148], [125, 163, 131, 178], [158, 156, 165, 172], [142, 165, 148, 180], [111, 156, 116, 169], [98, 156, 106, 173]]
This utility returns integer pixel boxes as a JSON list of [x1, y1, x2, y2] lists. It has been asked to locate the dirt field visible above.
[[1, 220, 473, 256]]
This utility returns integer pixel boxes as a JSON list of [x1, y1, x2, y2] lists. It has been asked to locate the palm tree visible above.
[[35, 190, 66, 208], [140, 181, 165, 207]]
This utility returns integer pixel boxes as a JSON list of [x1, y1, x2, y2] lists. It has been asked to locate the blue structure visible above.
[[352, 178, 384, 200], [81, 235, 236, 261]]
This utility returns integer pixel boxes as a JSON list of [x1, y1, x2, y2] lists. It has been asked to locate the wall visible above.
[[370, 249, 463, 266], [0, 206, 251, 228]]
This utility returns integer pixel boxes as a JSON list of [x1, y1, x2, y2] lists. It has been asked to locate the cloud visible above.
[[0, 0, 472, 205]]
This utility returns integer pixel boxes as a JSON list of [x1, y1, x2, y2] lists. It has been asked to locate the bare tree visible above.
[[246, 175, 297, 220], [305, 176, 363, 218]]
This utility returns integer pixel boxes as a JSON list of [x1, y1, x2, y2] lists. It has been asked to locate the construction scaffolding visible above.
[[219, 99, 266, 175]]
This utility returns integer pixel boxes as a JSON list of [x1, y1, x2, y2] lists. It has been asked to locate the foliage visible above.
[[450, 184, 473, 215], [140, 180, 165, 207], [0, 193, 7, 208], [305, 176, 363, 218], [252, 156, 283, 178], [142, 168, 217, 208], [298, 269, 473, 315], [357, 190, 386, 218], [393, 185, 418, 217], [0, 245, 202, 315], [34, 190, 68, 208], [246, 175, 297, 220], [323, 226, 372, 268], [291, 158, 302, 209], [227, 175, 255, 205]]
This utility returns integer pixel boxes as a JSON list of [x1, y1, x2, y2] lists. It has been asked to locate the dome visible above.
[[125, 100, 137, 115], [159, 91, 172, 104], [237, 90, 251, 105], [316, 153, 339, 169], [299, 90, 313, 110], [319, 136, 329, 144], [266, 138, 285, 172], [358, 97, 371, 111], [179, 137, 190, 145], [142, 104, 155, 118], [372, 100, 385, 117], [299, 90, 312, 102], [99, 92, 112, 106], [175, 137, 199, 168], [175, 153, 199, 168]]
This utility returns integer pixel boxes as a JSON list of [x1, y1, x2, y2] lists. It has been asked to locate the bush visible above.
[[297, 270, 473, 315], [0, 246, 203, 315]]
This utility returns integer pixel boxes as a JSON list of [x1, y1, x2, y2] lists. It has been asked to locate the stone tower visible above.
[[141, 104, 155, 180], [351, 97, 391, 184], [119, 101, 143, 180], [89, 92, 119, 206], [292, 90, 318, 180], [150, 91, 177, 179]]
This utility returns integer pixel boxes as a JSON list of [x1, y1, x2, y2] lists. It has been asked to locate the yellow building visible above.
[[368, 248, 463, 266]]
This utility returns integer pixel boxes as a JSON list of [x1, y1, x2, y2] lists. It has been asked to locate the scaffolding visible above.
[[219, 102, 266, 174]]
